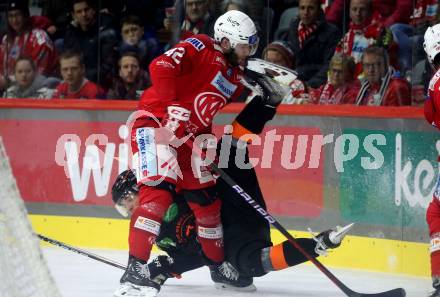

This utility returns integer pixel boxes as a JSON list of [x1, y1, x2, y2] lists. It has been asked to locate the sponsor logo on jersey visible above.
[[193, 92, 227, 126], [210, 71, 237, 98], [134, 216, 161, 235], [156, 59, 175, 69], [184, 37, 206, 51], [136, 127, 157, 177]]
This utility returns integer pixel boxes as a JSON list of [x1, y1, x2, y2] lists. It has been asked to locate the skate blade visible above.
[[330, 223, 354, 243], [214, 282, 257, 292]]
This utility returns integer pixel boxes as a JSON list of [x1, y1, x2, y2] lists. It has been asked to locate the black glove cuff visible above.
[[234, 96, 276, 135]]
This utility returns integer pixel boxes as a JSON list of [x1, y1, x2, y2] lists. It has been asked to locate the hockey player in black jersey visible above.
[[111, 73, 352, 294]]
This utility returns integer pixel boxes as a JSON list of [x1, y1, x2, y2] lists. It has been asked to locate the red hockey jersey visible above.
[[139, 34, 245, 135], [425, 69, 440, 128], [0, 28, 56, 79], [52, 79, 104, 99], [410, 0, 438, 26]]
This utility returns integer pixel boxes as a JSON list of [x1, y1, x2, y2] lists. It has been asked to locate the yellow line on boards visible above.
[[30, 215, 430, 277]]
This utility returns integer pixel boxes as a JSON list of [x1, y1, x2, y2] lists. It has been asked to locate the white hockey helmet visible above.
[[214, 10, 259, 56], [424, 24, 440, 64]]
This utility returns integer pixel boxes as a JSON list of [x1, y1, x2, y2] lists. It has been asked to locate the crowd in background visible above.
[[0, 0, 436, 105]]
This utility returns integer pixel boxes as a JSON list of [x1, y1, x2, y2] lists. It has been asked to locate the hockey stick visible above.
[[38, 234, 126, 270], [186, 138, 406, 297]]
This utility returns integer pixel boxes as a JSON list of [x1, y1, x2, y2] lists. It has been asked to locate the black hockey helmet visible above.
[[111, 170, 139, 216]]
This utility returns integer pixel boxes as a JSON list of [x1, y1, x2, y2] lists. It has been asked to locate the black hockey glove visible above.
[[243, 68, 287, 108]]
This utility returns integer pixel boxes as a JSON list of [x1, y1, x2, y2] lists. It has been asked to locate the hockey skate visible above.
[[113, 255, 161, 297], [210, 261, 257, 292], [147, 255, 181, 286], [429, 288, 440, 297], [429, 278, 440, 297], [310, 223, 354, 256]]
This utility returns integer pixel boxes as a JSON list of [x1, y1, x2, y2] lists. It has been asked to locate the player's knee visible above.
[[234, 240, 271, 277], [188, 198, 222, 225], [131, 205, 162, 233], [130, 186, 174, 235]]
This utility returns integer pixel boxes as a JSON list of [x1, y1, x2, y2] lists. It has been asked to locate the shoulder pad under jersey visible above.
[[429, 69, 440, 92]]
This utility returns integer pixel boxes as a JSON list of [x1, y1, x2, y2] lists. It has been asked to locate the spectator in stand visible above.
[[261, 40, 309, 104], [219, 0, 267, 50], [326, 0, 412, 29], [355, 46, 411, 106], [107, 52, 151, 100], [63, 0, 118, 87], [0, 0, 57, 91], [3, 56, 59, 99], [52, 51, 104, 99], [163, 0, 216, 40], [327, 0, 412, 73], [335, 0, 398, 78], [309, 53, 359, 104], [118, 15, 159, 69], [106, 0, 168, 33], [221, 0, 251, 13], [389, 0, 439, 74], [263, 40, 295, 69], [282, 0, 341, 88], [41, 0, 72, 41]]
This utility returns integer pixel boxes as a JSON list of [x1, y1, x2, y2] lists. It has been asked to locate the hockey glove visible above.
[[156, 104, 192, 147], [243, 68, 288, 108]]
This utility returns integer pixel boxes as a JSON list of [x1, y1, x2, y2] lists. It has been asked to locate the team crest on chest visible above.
[[193, 92, 227, 127]]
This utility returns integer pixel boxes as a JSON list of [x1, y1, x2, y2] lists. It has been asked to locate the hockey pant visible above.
[[224, 224, 319, 277], [129, 188, 224, 263], [129, 124, 223, 263]]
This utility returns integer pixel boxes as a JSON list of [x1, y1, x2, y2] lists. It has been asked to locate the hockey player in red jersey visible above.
[[111, 74, 352, 293], [423, 24, 440, 297], [114, 10, 259, 297]]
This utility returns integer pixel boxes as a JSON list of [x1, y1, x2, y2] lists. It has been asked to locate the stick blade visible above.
[[357, 288, 406, 297]]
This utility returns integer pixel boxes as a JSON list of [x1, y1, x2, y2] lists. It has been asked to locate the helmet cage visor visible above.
[[230, 33, 259, 56], [114, 190, 137, 217]]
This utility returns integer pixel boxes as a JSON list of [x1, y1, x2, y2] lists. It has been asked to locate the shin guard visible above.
[[188, 199, 224, 263], [261, 239, 317, 272], [129, 187, 173, 261]]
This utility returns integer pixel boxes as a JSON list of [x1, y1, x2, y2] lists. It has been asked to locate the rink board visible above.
[[30, 214, 429, 277], [0, 100, 432, 278]]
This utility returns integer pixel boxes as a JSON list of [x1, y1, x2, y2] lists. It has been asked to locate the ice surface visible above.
[[43, 247, 430, 297]]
